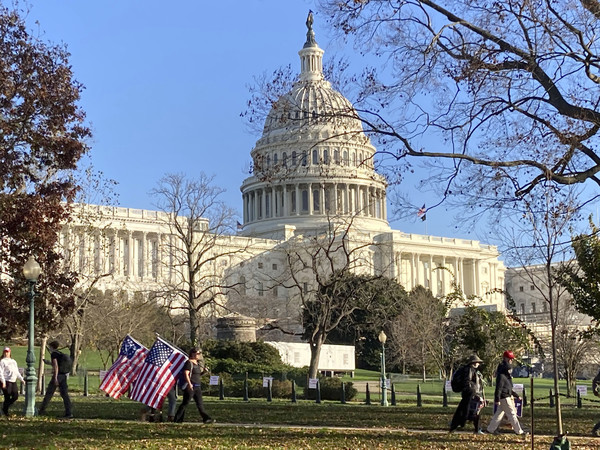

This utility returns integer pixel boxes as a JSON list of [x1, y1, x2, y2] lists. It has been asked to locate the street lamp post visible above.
[[22, 256, 42, 417], [379, 330, 388, 406]]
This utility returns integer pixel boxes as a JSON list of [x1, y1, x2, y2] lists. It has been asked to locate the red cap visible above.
[[503, 350, 515, 360]]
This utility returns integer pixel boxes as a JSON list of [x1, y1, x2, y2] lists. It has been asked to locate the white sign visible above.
[[209, 375, 219, 386], [99, 370, 107, 381], [577, 385, 588, 396], [386, 378, 391, 389], [262, 376, 273, 388], [513, 383, 524, 395], [308, 378, 319, 389], [445, 380, 453, 393]]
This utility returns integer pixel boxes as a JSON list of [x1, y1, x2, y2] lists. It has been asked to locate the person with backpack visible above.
[[38, 340, 72, 418], [486, 350, 527, 436], [449, 354, 485, 434]]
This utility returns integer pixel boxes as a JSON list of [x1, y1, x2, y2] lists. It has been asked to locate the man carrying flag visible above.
[[100, 335, 148, 399], [129, 337, 187, 409]]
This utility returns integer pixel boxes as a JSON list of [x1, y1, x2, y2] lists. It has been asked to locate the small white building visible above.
[[265, 341, 355, 376]]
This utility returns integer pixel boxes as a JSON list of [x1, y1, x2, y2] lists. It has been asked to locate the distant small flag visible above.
[[129, 337, 187, 409], [99, 335, 148, 399], [236, 221, 244, 231], [417, 204, 426, 221]]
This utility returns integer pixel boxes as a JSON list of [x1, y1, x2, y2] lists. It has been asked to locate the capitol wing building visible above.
[[62, 17, 506, 340]]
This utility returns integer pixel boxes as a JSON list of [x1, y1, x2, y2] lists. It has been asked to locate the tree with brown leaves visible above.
[[0, 5, 91, 339]]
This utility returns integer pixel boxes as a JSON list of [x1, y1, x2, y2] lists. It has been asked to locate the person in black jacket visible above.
[[449, 354, 485, 433], [38, 340, 72, 418], [486, 350, 527, 435]]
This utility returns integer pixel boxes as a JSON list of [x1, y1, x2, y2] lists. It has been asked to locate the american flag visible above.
[[417, 204, 426, 221], [99, 335, 148, 399], [129, 337, 187, 409]]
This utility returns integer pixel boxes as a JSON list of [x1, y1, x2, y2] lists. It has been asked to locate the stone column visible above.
[[308, 183, 313, 215], [295, 184, 300, 215]]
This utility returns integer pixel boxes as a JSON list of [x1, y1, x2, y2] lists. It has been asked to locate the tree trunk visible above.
[[70, 333, 81, 376], [308, 338, 324, 379], [188, 307, 198, 347], [36, 335, 48, 393]]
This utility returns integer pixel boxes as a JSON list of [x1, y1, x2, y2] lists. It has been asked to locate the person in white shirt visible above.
[[0, 347, 25, 416]]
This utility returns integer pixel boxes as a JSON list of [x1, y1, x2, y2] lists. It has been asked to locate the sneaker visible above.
[[203, 418, 215, 424], [475, 429, 484, 435]]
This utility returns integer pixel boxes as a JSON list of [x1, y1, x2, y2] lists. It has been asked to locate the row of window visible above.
[[518, 285, 536, 292], [254, 148, 373, 172], [519, 302, 548, 315]]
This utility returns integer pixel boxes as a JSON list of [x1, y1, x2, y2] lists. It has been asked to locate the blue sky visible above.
[[22, 0, 484, 241]]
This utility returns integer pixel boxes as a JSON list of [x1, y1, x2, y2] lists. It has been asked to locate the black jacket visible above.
[[494, 360, 518, 403]]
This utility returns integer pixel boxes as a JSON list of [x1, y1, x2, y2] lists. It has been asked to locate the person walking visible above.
[[0, 347, 25, 416], [450, 354, 485, 433], [174, 348, 213, 424], [38, 341, 73, 418], [486, 350, 527, 436]]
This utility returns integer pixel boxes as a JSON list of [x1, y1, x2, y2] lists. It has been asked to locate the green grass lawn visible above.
[[1, 393, 600, 449]]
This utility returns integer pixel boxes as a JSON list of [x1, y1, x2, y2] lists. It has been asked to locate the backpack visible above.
[[55, 351, 73, 374], [451, 365, 469, 393]]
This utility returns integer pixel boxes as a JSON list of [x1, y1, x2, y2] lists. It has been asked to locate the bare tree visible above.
[[149, 173, 247, 346], [313, 1, 600, 212], [499, 186, 582, 436], [277, 215, 384, 378]]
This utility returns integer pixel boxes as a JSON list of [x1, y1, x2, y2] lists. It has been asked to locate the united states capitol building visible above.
[[62, 17, 506, 340]]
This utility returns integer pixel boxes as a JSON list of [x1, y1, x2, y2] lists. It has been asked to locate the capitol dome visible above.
[[240, 13, 390, 239]]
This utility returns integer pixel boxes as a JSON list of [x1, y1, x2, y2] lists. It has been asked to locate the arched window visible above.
[[273, 153, 278, 165], [301, 151, 307, 166], [334, 149, 340, 164], [313, 189, 320, 211], [291, 151, 297, 166], [352, 152, 356, 166], [312, 149, 319, 165], [323, 149, 329, 164], [266, 155, 271, 167], [282, 152, 288, 167], [302, 190, 309, 211], [343, 150, 348, 165]]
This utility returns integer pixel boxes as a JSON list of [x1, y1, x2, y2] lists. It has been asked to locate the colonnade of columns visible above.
[[242, 182, 387, 224], [394, 251, 502, 300], [62, 227, 170, 282]]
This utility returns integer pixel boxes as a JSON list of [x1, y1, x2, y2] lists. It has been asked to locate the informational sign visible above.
[[445, 380, 453, 393], [513, 383, 524, 395], [308, 378, 319, 389], [209, 375, 219, 386], [514, 397, 523, 417], [577, 385, 588, 396], [386, 378, 391, 389], [99, 370, 107, 381], [262, 376, 273, 388]]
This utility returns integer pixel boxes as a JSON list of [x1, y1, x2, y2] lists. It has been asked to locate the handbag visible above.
[[467, 396, 485, 420]]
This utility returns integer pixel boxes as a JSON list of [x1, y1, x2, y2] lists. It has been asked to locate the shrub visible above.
[[202, 340, 282, 366], [205, 378, 293, 399], [303, 377, 357, 401]]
